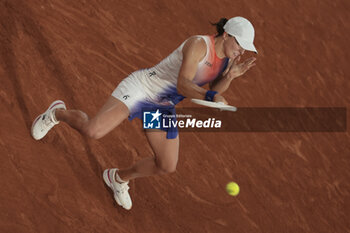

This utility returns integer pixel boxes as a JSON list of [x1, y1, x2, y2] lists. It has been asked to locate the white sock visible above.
[[115, 172, 126, 183], [50, 109, 59, 123]]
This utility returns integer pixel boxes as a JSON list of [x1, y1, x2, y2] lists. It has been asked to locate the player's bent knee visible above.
[[161, 164, 177, 173], [84, 128, 101, 139], [82, 122, 104, 139], [156, 156, 178, 174]]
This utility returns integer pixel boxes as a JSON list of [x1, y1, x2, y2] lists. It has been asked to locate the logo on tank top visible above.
[[149, 71, 156, 77], [205, 61, 213, 67], [123, 95, 130, 100]]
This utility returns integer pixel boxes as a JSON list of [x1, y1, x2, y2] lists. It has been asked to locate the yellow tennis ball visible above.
[[226, 182, 240, 196]]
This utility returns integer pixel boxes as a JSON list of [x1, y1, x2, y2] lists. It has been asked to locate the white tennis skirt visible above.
[[111, 69, 184, 139]]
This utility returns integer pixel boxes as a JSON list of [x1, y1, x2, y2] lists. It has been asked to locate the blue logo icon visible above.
[[143, 109, 162, 129]]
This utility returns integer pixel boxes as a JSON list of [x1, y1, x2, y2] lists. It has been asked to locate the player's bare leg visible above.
[[103, 130, 179, 210], [55, 96, 129, 139], [118, 130, 179, 181]]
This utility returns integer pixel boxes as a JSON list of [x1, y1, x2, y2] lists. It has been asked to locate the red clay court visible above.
[[0, 0, 349, 232]]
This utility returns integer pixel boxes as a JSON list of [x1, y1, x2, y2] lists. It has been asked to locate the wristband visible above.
[[205, 90, 218, 102]]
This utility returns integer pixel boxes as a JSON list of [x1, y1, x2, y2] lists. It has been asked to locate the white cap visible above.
[[223, 16, 257, 53]]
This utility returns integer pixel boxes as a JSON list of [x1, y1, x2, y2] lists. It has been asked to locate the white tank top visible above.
[[142, 35, 228, 106]]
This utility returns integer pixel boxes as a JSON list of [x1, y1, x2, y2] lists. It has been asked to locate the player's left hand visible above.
[[226, 56, 256, 79]]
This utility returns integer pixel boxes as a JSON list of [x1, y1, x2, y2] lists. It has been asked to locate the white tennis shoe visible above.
[[31, 100, 66, 140], [103, 168, 132, 210]]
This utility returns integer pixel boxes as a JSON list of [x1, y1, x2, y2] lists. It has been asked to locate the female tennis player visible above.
[[31, 16, 257, 210]]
